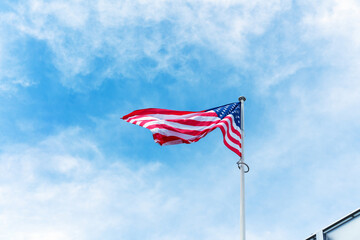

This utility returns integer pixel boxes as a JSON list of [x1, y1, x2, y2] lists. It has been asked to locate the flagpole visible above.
[[238, 96, 247, 240]]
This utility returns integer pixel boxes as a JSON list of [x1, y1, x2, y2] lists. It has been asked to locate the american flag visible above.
[[122, 102, 243, 157]]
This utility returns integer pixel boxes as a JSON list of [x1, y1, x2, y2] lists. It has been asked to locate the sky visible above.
[[0, 0, 360, 239]]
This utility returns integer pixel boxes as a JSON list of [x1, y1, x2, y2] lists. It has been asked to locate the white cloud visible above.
[[0, 127, 245, 239], [243, 1, 360, 234], [302, 0, 360, 68], [258, 62, 304, 94], [0, 0, 290, 91], [0, 128, 166, 239], [0, 26, 34, 93], [247, 72, 360, 239], [299, 0, 360, 128], [1, 0, 360, 239]]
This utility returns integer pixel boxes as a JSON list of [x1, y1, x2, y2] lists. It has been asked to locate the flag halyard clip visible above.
[[237, 160, 249, 173]]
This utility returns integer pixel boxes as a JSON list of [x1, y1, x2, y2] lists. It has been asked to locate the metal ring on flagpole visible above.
[[237, 160, 250, 173]]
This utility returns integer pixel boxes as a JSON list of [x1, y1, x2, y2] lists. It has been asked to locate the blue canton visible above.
[[208, 102, 242, 129]]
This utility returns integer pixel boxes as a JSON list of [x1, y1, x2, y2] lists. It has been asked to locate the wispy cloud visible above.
[[0, 127, 244, 239], [0, 25, 34, 93], [1, 0, 360, 239], [302, 0, 360, 68], [1, 0, 290, 92], [0, 128, 167, 239]]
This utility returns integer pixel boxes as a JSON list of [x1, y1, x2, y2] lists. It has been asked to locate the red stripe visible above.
[[152, 133, 203, 145], [126, 112, 218, 127], [220, 116, 242, 147], [145, 119, 220, 136], [152, 122, 241, 157], [122, 108, 199, 120], [124, 111, 221, 137], [218, 125, 242, 157], [222, 116, 242, 139], [166, 119, 219, 126], [124, 112, 218, 123], [152, 134, 187, 145], [166, 118, 219, 126], [122, 107, 242, 157], [147, 124, 213, 136], [134, 119, 155, 127], [126, 117, 221, 134], [224, 139, 242, 157]]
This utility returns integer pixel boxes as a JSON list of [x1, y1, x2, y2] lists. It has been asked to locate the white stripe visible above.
[[127, 110, 241, 153], [161, 139, 184, 145], [143, 118, 220, 131], [124, 112, 200, 120], [150, 128, 203, 141], [217, 116, 242, 151], [217, 116, 242, 144], [221, 128, 239, 150], [145, 112, 199, 119], [127, 111, 218, 121], [146, 111, 216, 120], [127, 115, 219, 125], [227, 115, 242, 145], [148, 114, 218, 122], [128, 116, 159, 124]]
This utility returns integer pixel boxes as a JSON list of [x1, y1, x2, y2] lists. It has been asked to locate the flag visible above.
[[122, 102, 243, 157]]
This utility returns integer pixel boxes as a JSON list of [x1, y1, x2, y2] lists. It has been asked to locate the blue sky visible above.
[[1, 0, 360, 239]]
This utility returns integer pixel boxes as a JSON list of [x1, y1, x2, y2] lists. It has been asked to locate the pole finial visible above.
[[238, 96, 246, 102]]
